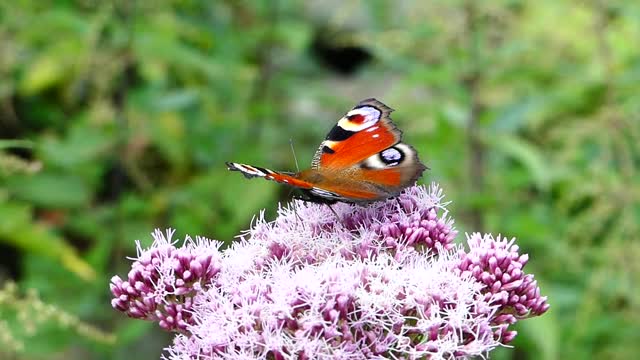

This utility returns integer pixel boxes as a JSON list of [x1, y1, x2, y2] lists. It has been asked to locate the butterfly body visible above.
[[227, 98, 426, 204]]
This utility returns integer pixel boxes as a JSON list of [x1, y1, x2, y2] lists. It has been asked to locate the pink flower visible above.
[[110, 229, 222, 331], [456, 233, 550, 343], [111, 184, 549, 359]]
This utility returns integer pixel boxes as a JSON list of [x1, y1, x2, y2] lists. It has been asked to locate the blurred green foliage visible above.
[[0, 0, 639, 359]]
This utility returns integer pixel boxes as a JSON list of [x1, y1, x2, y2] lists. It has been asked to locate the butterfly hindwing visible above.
[[357, 142, 425, 186], [298, 142, 425, 202]]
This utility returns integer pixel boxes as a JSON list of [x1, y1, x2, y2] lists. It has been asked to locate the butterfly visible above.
[[226, 98, 427, 204]]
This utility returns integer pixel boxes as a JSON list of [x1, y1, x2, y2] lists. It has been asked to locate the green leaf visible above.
[[491, 97, 543, 133], [19, 57, 66, 95], [517, 309, 560, 360], [0, 139, 34, 150], [154, 90, 200, 111], [113, 321, 154, 345], [38, 122, 114, 169], [489, 134, 551, 191], [0, 201, 95, 280], [6, 172, 91, 208]]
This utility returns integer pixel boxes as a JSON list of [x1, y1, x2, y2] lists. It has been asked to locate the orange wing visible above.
[[311, 98, 402, 170]]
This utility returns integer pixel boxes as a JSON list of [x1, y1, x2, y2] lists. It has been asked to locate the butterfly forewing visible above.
[[226, 162, 313, 189], [311, 98, 402, 170]]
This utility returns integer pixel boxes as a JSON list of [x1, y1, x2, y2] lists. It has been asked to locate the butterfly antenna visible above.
[[289, 138, 300, 172]]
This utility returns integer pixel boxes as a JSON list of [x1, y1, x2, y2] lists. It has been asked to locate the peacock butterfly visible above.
[[226, 98, 427, 204]]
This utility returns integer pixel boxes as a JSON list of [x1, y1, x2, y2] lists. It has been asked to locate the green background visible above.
[[1, 1, 639, 359]]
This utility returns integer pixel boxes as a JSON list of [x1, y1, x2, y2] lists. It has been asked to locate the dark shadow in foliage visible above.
[[0, 244, 21, 280], [310, 28, 373, 75]]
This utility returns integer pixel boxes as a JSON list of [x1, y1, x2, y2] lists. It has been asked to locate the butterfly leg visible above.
[[293, 206, 303, 223], [292, 189, 341, 222], [289, 194, 305, 223], [326, 204, 341, 222], [395, 197, 403, 211]]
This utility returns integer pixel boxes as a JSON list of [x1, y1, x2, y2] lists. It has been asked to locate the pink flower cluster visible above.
[[456, 233, 550, 343], [110, 231, 222, 332], [110, 184, 549, 359]]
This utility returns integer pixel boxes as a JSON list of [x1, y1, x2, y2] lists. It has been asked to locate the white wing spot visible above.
[[372, 134, 380, 138], [381, 148, 402, 162]]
